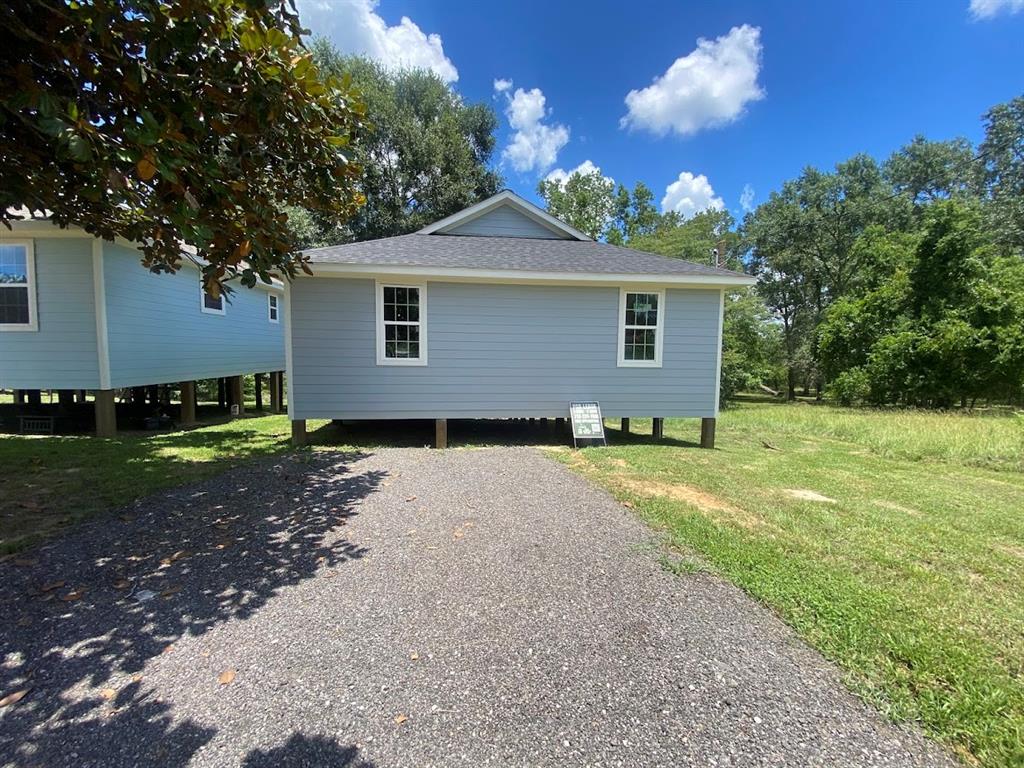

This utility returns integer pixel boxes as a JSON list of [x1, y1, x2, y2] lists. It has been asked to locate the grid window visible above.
[[380, 284, 424, 363], [268, 293, 279, 322], [0, 243, 33, 328], [201, 287, 225, 315], [619, 291, 662, 365]]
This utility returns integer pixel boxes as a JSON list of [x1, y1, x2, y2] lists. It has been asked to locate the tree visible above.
[[0, 0, 366, 292], [537, 169, 616, 240], [743, 155, 897, 397], [884, 135, 980, 204], [979, 94, 1024, 251], [310, 43, 502, 242], [818, 200, 1024, 407], [631, 208, 738, 266], [606, 182, 660, 244]]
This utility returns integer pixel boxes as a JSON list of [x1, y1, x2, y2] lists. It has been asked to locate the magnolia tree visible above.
[[0, 0, 367, 293]]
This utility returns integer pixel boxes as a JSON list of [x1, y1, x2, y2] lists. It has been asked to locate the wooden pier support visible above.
[[652, 417, 664, 440], [434, 418, 448, 449], [94, 390, 117, 438], [621, 417, 630, 434], [254, 373, 264, 411], [700, 417, 716, 449], [291, 419, 307, 447], [229, 375, 244, 416], [179, 381, 197, 426]]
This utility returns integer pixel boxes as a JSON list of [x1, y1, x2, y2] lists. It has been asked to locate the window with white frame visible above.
[[377, 283, 426, 365], [618, 289, 663, 367], [201, 285, 225, 315], [268, 293, 280, 323], [0, 241, 37, 331]]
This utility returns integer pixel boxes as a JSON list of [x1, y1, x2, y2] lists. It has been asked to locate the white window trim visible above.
[[376, 280, 427, 366], [268, 293, 280, 323], [0, 239, 38, 332], [200, 284, 226, 316], [617, 287, 665, 368]]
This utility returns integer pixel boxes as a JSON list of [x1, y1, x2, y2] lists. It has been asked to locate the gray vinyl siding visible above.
[[0, 237, 101, 389], [103, 243, 285, 387], [289, 279, 721, 420], [444, 206, 570, 239]]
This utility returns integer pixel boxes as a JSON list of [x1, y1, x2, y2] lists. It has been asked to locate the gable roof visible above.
[[303, 190, 754, 287], [417, 190, 591, 241], [305, 233, 753, 286]]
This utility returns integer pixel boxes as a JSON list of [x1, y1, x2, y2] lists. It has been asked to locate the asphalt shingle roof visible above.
[[304, 233, 746, 278]]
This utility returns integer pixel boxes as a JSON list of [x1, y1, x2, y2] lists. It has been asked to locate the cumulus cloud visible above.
[[622, 25, 764, 137], [969, 0, 1024, 17], [296, 0, 458, 82], [494, 80, 570, 174], [661, 172, 725, 219], [740, 183, 755, 213], [544, 160, 613, 187]]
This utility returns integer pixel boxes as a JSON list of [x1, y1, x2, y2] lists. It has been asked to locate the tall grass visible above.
[[727, 403, 1024, 471]]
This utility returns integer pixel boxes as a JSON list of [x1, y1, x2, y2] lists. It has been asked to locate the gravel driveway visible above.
[[1, 447, 954, 768]]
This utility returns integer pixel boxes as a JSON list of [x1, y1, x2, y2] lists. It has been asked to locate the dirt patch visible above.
[[994, 542, 1024, 560], [616, 477, 764, 529], [875, 500, 922, 517], [610, 459, 630, 468], [784, 489, 837, 503]]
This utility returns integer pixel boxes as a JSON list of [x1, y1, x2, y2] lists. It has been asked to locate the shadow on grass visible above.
[[309, 418, 703, 451], [0, 418, 294, 553], [0, 451, 386, 766]]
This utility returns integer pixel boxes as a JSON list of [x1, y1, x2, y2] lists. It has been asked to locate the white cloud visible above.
[[495, 80, 570, 174], [296, 0, 458, 82], [740, 183, 755, 213], [544, 160, 613, 187], [621, 25, 764, 137], [969, 0, 1024, 17], [661, 171, 725, 218]]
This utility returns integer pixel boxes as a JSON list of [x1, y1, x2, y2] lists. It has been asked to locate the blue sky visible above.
[[297, 0, 1024, 220]]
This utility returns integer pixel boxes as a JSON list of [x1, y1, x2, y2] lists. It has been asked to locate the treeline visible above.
[[744, 96, 1024, 406]]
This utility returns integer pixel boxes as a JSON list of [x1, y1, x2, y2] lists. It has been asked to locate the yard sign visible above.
[[569, 401, 607, 448]]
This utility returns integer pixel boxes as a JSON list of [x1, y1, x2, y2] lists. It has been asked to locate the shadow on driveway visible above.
[[0, 452, 386, 767]]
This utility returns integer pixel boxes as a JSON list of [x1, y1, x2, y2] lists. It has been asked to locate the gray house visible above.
[[286, 191, 754, 447], [0, 217, 286, 436]]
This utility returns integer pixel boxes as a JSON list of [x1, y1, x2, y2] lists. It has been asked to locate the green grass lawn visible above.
[[0, 414, 327, 553], [552, 404, 1024, 768]]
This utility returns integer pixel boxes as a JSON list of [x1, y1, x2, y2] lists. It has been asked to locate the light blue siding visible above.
[[444, 206, 570, 239], [0, 237, 100, 389], [290, 279, 721, 419], [103, 243, 285, 387]]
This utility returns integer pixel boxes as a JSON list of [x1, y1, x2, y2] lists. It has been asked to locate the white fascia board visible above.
[[305, 262, 756, 289], [417, 190, 592, 241]]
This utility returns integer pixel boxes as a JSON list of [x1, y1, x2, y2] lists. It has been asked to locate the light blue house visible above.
[[0, 217, 286, 436], [286, 191, 754, 447]]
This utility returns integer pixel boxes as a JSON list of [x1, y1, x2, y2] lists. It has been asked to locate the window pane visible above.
[[407, 287, 419, 307], [384, 287, 396, 303], [408, 342, 419, 358], [385, 325, 397, 341], [0, 245, 27, 284], [408, 325, 420, 342], [385, 341, 396, 357], [408, 305, 419, 322], [395, 287, 407, 304], [0, 286, 29, 324], [395, 304, 408, 321], [204, 292, 223, 310], [384, 304, 396, 321]]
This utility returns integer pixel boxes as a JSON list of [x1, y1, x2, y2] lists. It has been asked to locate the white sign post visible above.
[[569, 401, 607, 448]]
